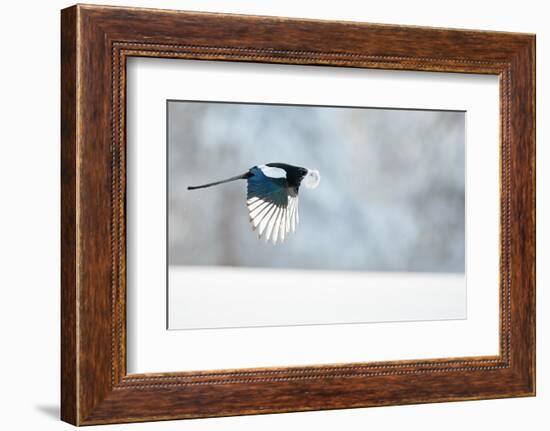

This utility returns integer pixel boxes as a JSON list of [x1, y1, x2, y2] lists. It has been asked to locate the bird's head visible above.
[[300, 168, 321, 189], [263, 163, 320, 190]]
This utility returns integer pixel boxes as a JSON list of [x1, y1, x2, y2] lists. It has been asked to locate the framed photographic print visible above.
[[61, 4, 536, 425]]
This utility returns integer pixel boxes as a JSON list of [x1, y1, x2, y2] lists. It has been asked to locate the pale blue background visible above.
[[168, 101, 465, 273]]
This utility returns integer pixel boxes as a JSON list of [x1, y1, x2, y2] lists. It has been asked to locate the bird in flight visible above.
[[188, 163, 320, 244]]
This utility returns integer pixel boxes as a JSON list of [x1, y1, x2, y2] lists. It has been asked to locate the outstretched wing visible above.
[[247, 166, 299, 244]]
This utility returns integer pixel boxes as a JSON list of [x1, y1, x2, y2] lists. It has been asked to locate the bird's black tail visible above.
[[187, 172, 250, 190]]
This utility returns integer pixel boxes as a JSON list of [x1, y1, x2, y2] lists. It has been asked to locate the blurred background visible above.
[[168, 101, 465, 273]]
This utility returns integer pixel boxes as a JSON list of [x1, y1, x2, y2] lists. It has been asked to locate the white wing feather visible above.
[[247, 187, 301, 244], [258, 165, 287, 179], [258, 204, 277, 236], [265, 207, 281, 242]]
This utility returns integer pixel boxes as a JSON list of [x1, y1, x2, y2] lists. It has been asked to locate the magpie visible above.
[[188, 163, 320, 244]]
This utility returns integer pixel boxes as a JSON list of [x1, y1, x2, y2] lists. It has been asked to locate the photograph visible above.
[[168, 100, 466, 329]]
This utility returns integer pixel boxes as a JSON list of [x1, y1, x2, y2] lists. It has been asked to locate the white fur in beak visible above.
[[303, 169, 320, 189]]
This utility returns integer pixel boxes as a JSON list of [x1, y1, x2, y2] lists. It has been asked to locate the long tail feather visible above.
[[187, 172, 249, 190]]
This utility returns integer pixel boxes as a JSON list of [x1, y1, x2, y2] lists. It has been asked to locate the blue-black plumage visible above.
[[187, 163, 320, 244]]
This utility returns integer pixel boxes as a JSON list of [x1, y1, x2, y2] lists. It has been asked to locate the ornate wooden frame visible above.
[[61, 4, 535, 425]]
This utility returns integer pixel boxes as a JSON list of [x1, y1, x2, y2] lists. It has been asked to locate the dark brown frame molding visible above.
[[61, 4, 536, 425]]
